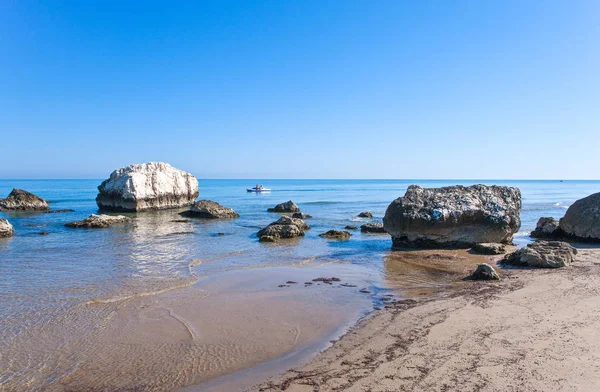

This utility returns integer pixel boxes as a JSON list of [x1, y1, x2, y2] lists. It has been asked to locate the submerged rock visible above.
[[0, 219, 14, 237], [559, 192, 600, 242], [268, 200, 300, 213], [45, 209, 75, 214], [502, 241, 577, 268], [319, 230, 351, 240], [292, 212, 312, 219], [471, 243, 506, 255], [360, 222, 386, 233], [96, 162, 199, 212], [181, 200, 239, 219], [257, 216, 309, 242], [383, 185, 521, 248], [470, 263, 500, 280], [358, 211, 373, 218], [0, 189, 50, 211], [345, 225, 358, 230], [65, 214, 131, 229]]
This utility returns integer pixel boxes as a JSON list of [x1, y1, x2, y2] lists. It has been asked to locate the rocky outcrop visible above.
[[268, 200, 300, 213], [0, 219, 14, 237], [0, 189, 50, 211], [257, 216, 309, 242], [319, 230, 351, 240], [471, 243, 506, 255], [181, 200, 239, 219], [559, 192, 600, 242], [530, 217, 562, 239], [383, 185, 521, 248], [96, 162, 199, 212], [360, 222, 386, 233], [292, 212, 312, 219], [358, 211, 373, 218], [470, 263, 500, 280], [65, 214, 131, 229], [502, 241, 577, 268]]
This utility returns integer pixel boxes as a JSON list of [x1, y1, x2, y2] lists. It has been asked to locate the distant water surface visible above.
[[0, 179, 598, 390]]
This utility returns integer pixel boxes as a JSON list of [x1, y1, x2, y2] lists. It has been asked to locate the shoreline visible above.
[[249, 246, 600, 392]]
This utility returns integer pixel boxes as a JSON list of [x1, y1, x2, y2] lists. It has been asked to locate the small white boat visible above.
[[247, 187, 271, 192]]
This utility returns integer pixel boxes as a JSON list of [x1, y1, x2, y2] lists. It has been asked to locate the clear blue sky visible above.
[[1, 1, 599, 179]]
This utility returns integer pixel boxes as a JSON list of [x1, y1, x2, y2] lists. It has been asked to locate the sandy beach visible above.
[[251, 246, 600, 392]]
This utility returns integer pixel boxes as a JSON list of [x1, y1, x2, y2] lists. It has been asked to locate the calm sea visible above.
[[0, 179, 598, 390]]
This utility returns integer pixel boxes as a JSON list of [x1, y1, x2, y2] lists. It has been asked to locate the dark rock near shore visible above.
[[559, 192, 600, 242], [44, 209, 75, 214], [0, 219, 14, 237], [502, 241, 577, 268], [471, 243, 506, 255], [345, 225, 358, 230], [96, 162, 199, 212], [360, 222, 386, 233], [257, 216, 309, 242], [0, 189, 50, 211], [292, 212, 312, 219], [319, 230, 351, 240], [65, 214, 131, 229], [470, 263, 500, 280], [181, 200, 239, 219], [383, 185, 521, 248], [358, 211, 373, 218], [268, 200, 300, 213], [531, 217, 562, 239]]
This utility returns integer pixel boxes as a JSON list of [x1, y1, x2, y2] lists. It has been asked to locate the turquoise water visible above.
[[0, 179, 598, 389]]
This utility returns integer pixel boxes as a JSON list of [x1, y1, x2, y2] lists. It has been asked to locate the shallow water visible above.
[[0, 179, 598, 390]]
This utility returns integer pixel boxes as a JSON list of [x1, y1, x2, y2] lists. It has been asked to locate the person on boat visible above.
[[255, 184, 259, 190]]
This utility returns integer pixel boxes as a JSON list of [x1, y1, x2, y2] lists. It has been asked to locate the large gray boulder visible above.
[[383, 185, 521, 248], [502, 241, 577, 268], [531, 217, 562, 239], [268, 200, 300, 213], [65, 214, 131, 229], [257, 216, 309, 242], [0, 219, 14, 237], [96, 162, 199, 212], [181, 200, 239, 219], [0, 189, 50, 211], [559, 192, 600, 241]]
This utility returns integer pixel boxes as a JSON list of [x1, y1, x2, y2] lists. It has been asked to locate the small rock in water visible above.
[[470, 263, 500, 280], [268, 200, 300, 213], [257, 216, 309, 242], [312, 277, 341, 284], [0, 189, 50, 211], [358, 211, 373, 218], [292, 212, 312, 219], [217, 232, 225, 236], [530, 217, 562, 239], [0, 219, 15, 238], [286, 281, 297, 284], [340, 283, 357, 288], [278, 284, 289, 288], [304, 282, 313, 286], [65, 214, 131, 229], [45, 209, 75, 214], [171, 219, 190, 223], [345, 225, 358, 230], [181, 200, 239, 219], [319, 230, 351, 240], [360, 222, 386, 233], [359, 288, 371, 294], [39, 232, 49, 236]]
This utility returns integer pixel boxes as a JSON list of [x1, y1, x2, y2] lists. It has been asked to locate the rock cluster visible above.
[[96, 162, 199, 212], [383, 185, 521, 248], [268, 200, 300, 213], [502, 241, 577, 268], [0, 189, 50, 211], [0, 219, 14, 237], [360, 222, 386, 233], [319, 230, 351, 240], [181, 200, 239, 219], [471, 243, 506, 255], [470, 263, 500, 280], [257, 216, 309, 242], [65, 214, 131, 229]]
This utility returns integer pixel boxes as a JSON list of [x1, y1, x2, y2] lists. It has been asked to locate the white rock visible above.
[[96, 162, 199, 212], [0, 218, 14, 237]]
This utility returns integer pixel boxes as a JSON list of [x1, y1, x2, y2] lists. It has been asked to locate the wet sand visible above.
[[250, 246, 600, 392]]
